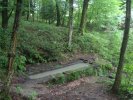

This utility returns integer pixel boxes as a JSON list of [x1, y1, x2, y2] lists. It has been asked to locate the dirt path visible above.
[[37, 77, 118, 100], [13, 76, 118, 100]]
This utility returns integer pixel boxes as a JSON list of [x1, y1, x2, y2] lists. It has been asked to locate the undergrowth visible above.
[[0, 21, 122, 67]]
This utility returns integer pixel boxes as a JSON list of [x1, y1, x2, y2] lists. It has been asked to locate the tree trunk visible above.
[[112, 0, 131, 93], [32, 13, 35, 22], [27, 12, 29, 21], [56, 0, 61, 26], [27, 0, 31, 21], [78, 0, 89, 35], [4, 0, 22, 95], [68, 0, 73, 48], [62, 0, 68, 26], [49, 19, 51, 24], [7, 8, 14, 21], [32, 0, 35, 22], [77, 0, 81, 26], [1, 0, 8, 29], [31, 0, 35, 22], [37, 1, 41, 22]]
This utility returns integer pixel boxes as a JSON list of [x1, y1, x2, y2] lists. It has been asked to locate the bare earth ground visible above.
[[12, 77, 118, 100], [11, 54, 118, 100], [38, 77, 118, 100]]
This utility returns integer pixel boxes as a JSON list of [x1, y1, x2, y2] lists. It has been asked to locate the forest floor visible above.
[[38, 76, 118, 100], [12, 76, 118, 100], [12, 54, 119, 100]]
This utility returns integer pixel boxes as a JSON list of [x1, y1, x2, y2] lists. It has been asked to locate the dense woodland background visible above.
[[0, 0, 133, 99]]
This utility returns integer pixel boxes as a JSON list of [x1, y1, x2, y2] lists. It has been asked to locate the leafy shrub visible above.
[[120, 64, 133, 98], [66, 71, 81, 82], [14, 55, 27, 73], [51, 74, 66, 84], [0, 52, 8, 69], [120, 33, 133, 97], [0, 28, 11, 51], [0, 28, 11, 69], [29, 91, 38, 100], [0, 28, 27, 74]]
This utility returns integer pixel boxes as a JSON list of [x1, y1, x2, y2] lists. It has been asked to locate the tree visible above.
[[40, 0, 56, 23], [2, 0, 23, 96], [55, 0, 61, 26], [78, 0, 89, 35], [22, 0, 29, 20], [27, 0, 31, 21], [24, 0, 32, 21], [62, 0, 68, 26], [68, 0, 73, 48], [88, 0, 121, 30], [1, 0, 8, 29], [77, 0, 82, 26], [112, 0, 131, 93], [32, 0, 36, 22]]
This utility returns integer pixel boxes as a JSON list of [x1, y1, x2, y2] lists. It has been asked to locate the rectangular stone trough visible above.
[[29, 62, 90, 80]]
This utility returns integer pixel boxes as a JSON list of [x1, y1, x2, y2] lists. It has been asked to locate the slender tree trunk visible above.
[[36, 1, 39, 21], [68, 0, 73, 48], [4, 0, 23, 95], [49, 19, 51, 24], [112, 0, 131, 93], [32, 12, 35, 22], [77, 0, 81, 26], [32, 0, 35, 22], [1, 0, 8, 29], [62, 0, 68, 26], [27, 11, 29, 21], [33, 0, 35, 21], [37, 13, 39, 21], [7, 8, 14, 21], [27, 0, 31, 21], [78, 0, 89, 35], [56, 0, 61, 26]]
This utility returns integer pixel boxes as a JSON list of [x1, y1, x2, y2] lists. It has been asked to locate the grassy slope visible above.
[[17, 21, 122, 65], [18, 21, 69, 63], [0, 19, 122, 65]]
